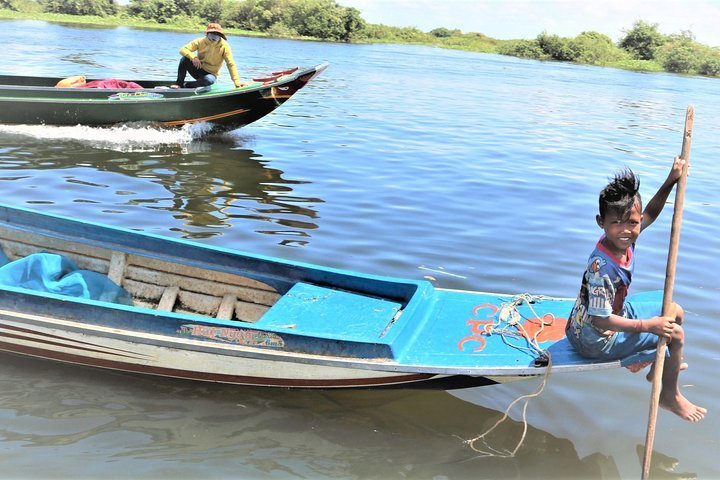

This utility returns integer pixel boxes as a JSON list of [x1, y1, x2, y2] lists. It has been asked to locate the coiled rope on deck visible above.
[[466, 293, 555, 458]]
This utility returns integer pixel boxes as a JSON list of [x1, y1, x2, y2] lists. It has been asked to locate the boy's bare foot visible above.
[[170, 84, 181, 89], [646, 362, 688, 382], [659, 392, 707, 422]]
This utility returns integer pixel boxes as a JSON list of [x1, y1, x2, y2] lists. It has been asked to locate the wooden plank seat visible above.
[[255, 282, 403, 341], [216, 293, 237, 320], [107, 251, 127, 286], [157, 285, 179, 312]]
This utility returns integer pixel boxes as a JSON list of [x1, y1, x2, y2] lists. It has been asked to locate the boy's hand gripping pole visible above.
[[641, 105, 694, 480]]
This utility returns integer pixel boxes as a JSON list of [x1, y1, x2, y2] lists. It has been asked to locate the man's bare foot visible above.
[[170, 84, 181, 89], [646, 362, 688, 382], [659, 392, 707, 422]]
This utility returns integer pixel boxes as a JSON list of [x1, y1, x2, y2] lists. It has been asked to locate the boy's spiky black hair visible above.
[[599, 167, 642, 218]]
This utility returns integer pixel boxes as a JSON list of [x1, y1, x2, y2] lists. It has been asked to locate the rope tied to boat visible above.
[[483, 293, 553, 365], [466, 293, 554, 458]]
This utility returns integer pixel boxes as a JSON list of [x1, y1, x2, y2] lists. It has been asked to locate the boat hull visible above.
[[0, 63, 327, 129], [0, 203, 657, 389], [0, 313, 501, 389]]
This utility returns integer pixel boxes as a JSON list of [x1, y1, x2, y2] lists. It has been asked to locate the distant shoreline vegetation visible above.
[[2, 0, 719, 77]]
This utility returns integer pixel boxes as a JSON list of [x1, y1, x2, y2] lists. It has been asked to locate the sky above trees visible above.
[[338, 0, 720, 46]]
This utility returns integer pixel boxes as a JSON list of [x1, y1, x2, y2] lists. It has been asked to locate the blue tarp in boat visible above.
[[0, 250, 133, 305]]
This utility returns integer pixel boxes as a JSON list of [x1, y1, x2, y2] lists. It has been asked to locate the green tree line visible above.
[[2, 1, 719, 77], [499, 20, 720, 76], [1, 0, 366, 41]]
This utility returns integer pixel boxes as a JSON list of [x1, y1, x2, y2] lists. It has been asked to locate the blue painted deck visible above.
[[395, 290, 572, 368], [256, 286, 659, 370], [255, 285, 578, 368], [257, 282, 402, 341]]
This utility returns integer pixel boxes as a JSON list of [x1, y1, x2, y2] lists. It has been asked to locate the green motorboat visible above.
[[0, 63, 328, 129]]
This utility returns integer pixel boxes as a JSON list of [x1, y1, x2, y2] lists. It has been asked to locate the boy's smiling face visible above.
[[596, 200, 642, 257]]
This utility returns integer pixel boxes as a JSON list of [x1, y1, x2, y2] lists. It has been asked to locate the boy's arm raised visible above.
[[641, 156, 687, 232]]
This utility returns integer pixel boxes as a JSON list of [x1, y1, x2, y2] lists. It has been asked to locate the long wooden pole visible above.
[[640, 105, 694, 480]]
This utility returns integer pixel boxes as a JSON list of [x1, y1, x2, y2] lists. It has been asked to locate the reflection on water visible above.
[[0, 126, 322, 245], [61, 52, 105, 69], [0, 353, 621, 479]]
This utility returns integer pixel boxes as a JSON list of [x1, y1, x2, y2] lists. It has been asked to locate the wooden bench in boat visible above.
[[255, 282, 403, 341]]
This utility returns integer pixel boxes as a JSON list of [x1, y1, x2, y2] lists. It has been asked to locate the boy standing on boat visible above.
[[172, 23, 246, 89], [566, 158, 705, 422]]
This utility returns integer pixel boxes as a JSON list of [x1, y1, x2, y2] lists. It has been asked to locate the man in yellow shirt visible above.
[[171, 23, 245, 89]]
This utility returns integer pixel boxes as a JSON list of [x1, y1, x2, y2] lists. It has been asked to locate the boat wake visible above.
[[0, 122, 244, 152]]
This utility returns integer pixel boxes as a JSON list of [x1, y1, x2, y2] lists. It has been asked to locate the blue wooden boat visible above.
[[0, 203, 655, 388], [0, 63, 327, 129]]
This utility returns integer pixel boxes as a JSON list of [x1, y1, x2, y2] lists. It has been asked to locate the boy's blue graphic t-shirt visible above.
[[567, 236, 635, 333]]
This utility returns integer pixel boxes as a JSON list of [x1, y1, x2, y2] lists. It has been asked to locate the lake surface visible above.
[[0, 19, 718, 479]]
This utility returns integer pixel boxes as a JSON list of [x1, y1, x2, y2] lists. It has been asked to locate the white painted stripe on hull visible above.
[[0, 323, 405, 380], [0, 317, 440, 386]]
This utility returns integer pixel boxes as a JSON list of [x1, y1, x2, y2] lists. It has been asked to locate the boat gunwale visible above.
[[0, 82, 266, 103], [0, 63, 326, 102], [0, 202, 425, 295]]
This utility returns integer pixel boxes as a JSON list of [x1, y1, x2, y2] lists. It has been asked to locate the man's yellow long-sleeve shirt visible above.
[[179, 37, 241, 87]]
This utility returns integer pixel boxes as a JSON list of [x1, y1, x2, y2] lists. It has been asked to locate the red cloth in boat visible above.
[[83, 79, 143, 89]]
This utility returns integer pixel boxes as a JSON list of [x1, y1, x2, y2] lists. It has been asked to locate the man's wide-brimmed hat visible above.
[[205, 23, 227, 40]]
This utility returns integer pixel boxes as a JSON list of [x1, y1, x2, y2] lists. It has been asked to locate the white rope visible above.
[[466, 294, 554, 458]]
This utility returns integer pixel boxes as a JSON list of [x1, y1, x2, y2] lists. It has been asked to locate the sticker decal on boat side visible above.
[[108, 92, 165, 100], [178, 324, 284, 348]]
